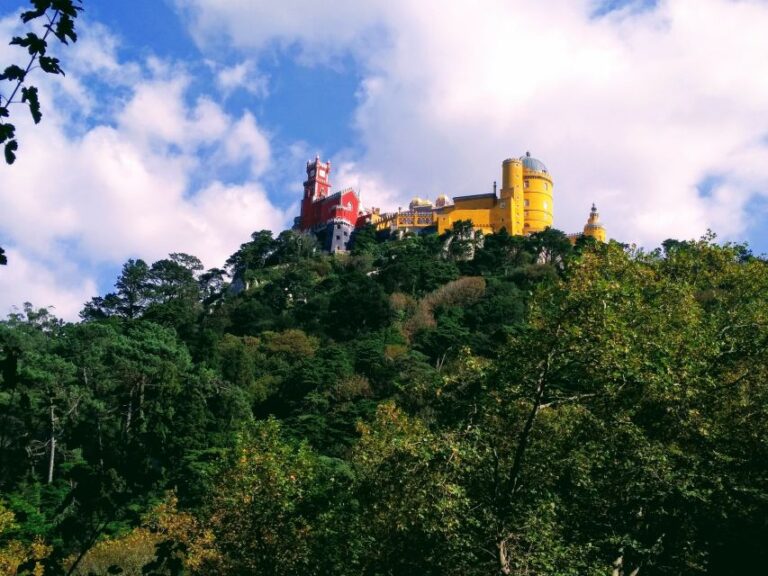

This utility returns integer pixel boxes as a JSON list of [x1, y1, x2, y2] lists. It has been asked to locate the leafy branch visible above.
[[0, 0, 83, 165]]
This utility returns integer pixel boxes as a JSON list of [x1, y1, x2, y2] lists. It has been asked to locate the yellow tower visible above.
[[521, 152, 554, 234], [582, 203, 607, 242], [496, 158, 525, 235], [411, 152, 557, 236]]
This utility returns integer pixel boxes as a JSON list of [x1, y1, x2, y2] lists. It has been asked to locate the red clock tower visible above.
[[303, 157, 331, 206], [296, 156, 361, 252]]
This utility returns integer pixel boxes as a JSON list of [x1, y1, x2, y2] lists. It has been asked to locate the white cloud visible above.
[[333, 160, 403, 213], [215, 60, 269, 97], [222, 112, 272, 177], [1, 82, 285, 262], [175, 0, 385, 64], [0, 13, 288, 320], [0, 249, 98, 321], [178, 0, 768, 246]]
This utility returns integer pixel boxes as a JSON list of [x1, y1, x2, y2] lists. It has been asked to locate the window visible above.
[[336, 224, 341, 229], [524, 200, 530, 207], [336, 235, 340, 240], [544, 183, 549, 190], [524, 180, 529, 188]]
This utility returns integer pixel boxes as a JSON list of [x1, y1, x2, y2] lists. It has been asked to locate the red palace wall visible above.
[[298, 157, 360, 232]]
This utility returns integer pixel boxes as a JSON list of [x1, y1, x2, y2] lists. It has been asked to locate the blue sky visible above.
[[1, 0, 767, 318]]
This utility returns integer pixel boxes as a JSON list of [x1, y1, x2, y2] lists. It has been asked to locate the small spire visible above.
[[526, 151, 531, 157], [591, 202, 597, 213]]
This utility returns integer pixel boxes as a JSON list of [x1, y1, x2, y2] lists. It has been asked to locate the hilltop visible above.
[[1, 227, 767, 575]]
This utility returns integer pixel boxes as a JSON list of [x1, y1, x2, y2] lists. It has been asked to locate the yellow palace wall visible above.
[[374, 153, 605, 242]]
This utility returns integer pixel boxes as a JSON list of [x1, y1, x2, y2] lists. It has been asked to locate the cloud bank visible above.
[[179, 0, 768, 245], [0, 14, 287, 319]]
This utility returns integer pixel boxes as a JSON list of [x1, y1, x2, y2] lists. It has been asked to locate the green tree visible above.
[[148, 253, 203, 303], [378, 235, 459, 296], [81, 259, 152, 320], [144, 253, 204, 337], [351, 402, 474, 576], [444, 219, 480, 261], [205, 419, 337, 575], [525, 227, 573, 268], [469, 228, 532, 277], [0, 304, 79, 486], [269, 230, 319, 265], [198, 267, 228, 307], [226, 230, 276, 281], [350, 224, 380, 257], [467, 239, 768, 575], [327, 271, 392, 340]]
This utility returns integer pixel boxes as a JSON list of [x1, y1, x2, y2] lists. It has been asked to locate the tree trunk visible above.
[[124, 388, 133, 439], [496, 334, 560, 574], [47, 401, 56, 484], [138, 376, 146, 426], [498, 538, 511, 575], [508, 345, 555, 494], [97, 416, 104, 472], [613, 553, 641, 576], [613, 555, 622, 576]]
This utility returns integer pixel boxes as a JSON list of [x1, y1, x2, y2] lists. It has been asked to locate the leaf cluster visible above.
[[0, 0, 82, 164]]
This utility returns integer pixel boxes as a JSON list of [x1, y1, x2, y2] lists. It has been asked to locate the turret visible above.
[[582, 203, 607, 242], [304, 155, 331, 200], [521, 151, 554, 234], [501, 158, 523, 194], [499, 157, 524, 235], [299, 156, 333, 231]]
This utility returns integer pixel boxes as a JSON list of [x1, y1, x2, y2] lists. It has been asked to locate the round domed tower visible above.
[[521, 151, 554, 234], [435, 194, 450, 208], [583, 203, 607, 242], [409, 197, 433, 210]]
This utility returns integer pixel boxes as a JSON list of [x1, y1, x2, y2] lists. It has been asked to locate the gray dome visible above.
[[520, 151, 547, 173]]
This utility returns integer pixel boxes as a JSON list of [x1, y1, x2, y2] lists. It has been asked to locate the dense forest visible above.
[[0, 224, 766, 575]]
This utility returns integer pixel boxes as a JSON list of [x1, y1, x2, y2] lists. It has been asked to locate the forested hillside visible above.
[[1, 226, 766, 575]]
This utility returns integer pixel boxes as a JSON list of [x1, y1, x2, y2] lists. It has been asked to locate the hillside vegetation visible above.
[[1, 226, 766, 575]]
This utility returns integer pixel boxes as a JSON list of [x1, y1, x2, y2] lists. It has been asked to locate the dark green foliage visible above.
[[20, 86, 41, 123], [2, 229, 767, 575], [326, 271, 392, 340], [0, 65, 27, 82], [377, 235, 460, 295], [350, 224, 380, 257], [226, 229, 275, 278], [4, 138, 17, 164], [10, 34, 48, 57]]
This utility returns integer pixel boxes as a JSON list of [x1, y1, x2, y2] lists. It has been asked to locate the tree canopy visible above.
[[1, 228, 767, 575]]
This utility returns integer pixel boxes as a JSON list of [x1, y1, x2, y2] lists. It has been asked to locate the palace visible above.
[[294, 157, 364, 252], [294, 152, 606, 251]]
